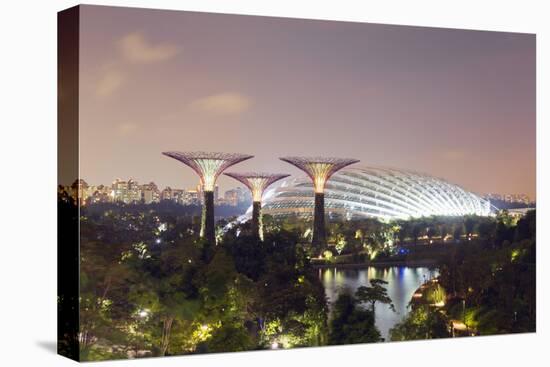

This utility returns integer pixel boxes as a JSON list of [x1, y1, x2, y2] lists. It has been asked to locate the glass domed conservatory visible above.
[[259, 166, 492, 221]]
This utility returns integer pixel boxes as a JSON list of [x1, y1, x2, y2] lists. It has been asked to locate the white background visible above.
[[0, 0, 547, 365]]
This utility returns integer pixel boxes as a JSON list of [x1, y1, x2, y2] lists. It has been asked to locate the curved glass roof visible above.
[[260, 166, 492, 220]]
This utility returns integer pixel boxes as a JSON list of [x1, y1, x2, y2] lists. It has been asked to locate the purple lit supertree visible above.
[[162, 151, 253, 244], [279, 157, 359, 248], [224, 172, 290, 240]]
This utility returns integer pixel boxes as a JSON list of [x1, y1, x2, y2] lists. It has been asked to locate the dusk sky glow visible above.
[[79, 5, 535, 198]]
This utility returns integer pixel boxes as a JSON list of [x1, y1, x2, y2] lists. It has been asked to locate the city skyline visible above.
[[74, 176, 535, 205], [74, 176, 253, 207], [78, 6, 536, 198]]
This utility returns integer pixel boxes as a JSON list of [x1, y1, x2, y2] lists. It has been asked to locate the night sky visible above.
[[79, 5, 536, 198]]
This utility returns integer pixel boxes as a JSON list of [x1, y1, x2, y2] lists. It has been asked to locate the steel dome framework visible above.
[[261, 166, 491, 221]]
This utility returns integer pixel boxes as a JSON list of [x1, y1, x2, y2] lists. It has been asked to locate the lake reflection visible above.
[[320, 267, 438, 341]]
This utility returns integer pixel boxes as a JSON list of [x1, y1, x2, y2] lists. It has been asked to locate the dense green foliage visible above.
[[294, 212, 534, 267], [390, 305, 449, 341], [328, 293, 382, 345], [438, 210, 536, 335], [69, 197, 535, 359], [78, 204, 328, 360], [390, 210, 536, 340]]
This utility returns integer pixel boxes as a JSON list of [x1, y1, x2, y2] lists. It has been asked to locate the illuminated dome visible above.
[[260, 166, 491, 220]]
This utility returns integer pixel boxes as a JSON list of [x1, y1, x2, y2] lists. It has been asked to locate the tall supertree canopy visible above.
[[224, 172, 289, 240], [280, 156, 359, 249], [162, 151, 253, 246], [162, 151, 254, 191], [279, 157, 360, 193], [223, 172, 290, 201]]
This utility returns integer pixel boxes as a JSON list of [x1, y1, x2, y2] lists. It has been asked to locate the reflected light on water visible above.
[[320, 266, 438, 341]]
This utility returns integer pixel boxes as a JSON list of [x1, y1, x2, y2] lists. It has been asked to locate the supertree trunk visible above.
[[201, 191, 215, 244], [312, 192, 326, 249], [251, 201, 262, 240], [162, 151, 254, 246], [278, 157, 359, 251], [223, 172, 289, 243]]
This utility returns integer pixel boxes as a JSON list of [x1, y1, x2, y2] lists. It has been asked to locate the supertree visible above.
[[224, 172, 290, 240], [162, 151, 253, 244], [279, 156, 359, 248]]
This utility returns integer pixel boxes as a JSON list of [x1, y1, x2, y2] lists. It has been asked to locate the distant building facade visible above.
[[112, 179, 142, 204], [484, 193, 532, 205], [223, 187, 251, 206], [65, 177, 250, 207]]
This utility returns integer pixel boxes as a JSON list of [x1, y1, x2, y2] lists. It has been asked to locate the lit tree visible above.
[[355, 279, 395, 314], [279, 157, 359, 248], [162, 151, 253, 244], [224, 172, 290, 240]]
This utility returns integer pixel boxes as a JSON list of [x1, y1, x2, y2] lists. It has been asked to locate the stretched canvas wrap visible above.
[[58, 4, 536, 362]]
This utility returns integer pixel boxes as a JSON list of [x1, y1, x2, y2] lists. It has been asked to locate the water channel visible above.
[[320, 266, 438, 341]]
